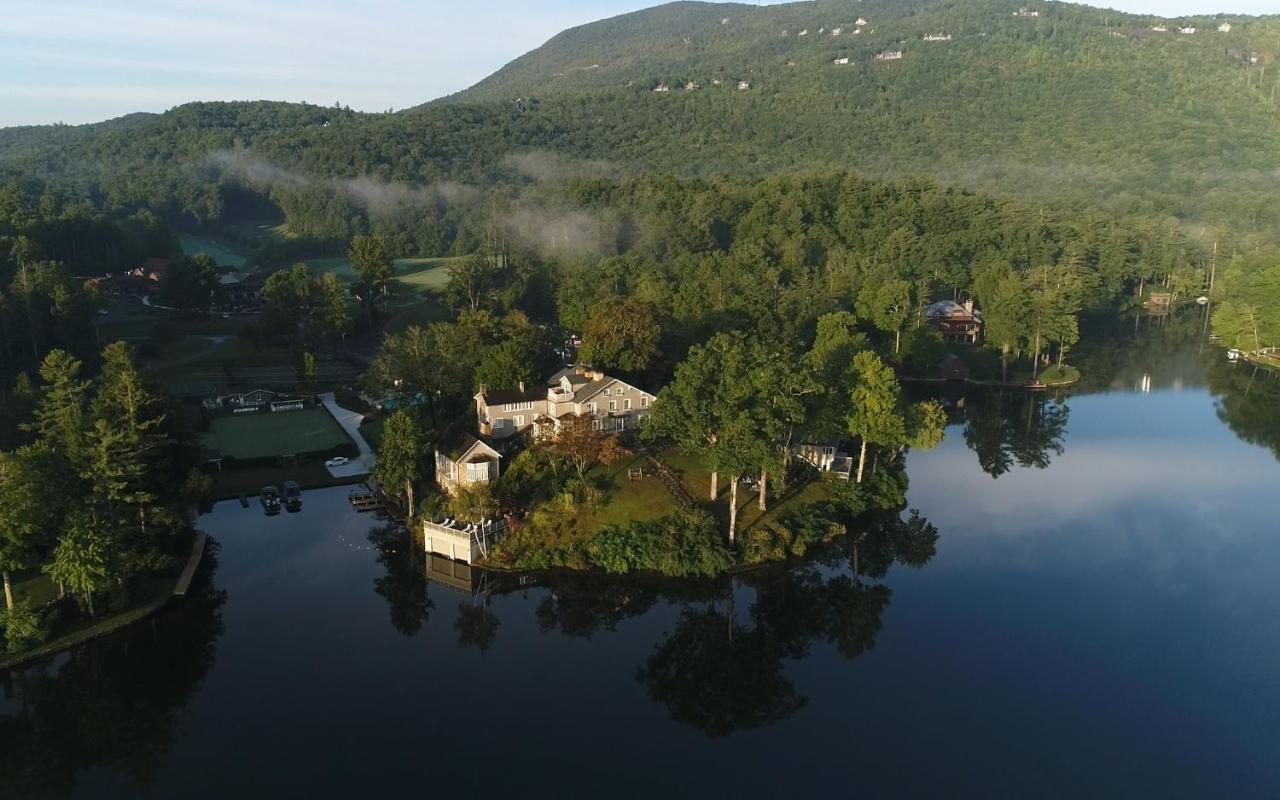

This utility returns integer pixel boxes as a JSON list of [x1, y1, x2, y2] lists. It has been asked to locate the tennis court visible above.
[[204, 407, 353, 460]]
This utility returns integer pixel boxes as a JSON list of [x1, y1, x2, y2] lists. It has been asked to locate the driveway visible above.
[[320, 392, 375, 479]]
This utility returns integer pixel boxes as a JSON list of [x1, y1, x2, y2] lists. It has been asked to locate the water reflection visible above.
[[0, 546, 225, 798], [962, 392, 1069, 478]]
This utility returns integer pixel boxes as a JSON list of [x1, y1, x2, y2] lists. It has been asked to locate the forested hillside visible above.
[[2, 0, 1279, 245]]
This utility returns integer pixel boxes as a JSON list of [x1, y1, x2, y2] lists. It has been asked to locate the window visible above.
[[514, 415, 526, 428], [502, 401, 533, 413], [617, 385, 627, 394], [641, 396, 649, 408], [608, 400, 617, 413], [589, 402, 597, 414], [603, 388, 611, 397], [466, 461, 490, 481], [492, 417, 505, 430], [624, 398, 632, 411]]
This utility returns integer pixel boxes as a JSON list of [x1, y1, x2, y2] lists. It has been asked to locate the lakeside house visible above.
[[926, 300, 983, 344], [794, 442, 854, 480], [476, 367, 656, 441], [435, 432, 502, 495]]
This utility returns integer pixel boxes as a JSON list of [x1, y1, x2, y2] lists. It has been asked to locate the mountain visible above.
[[3, 0, 1280, 241]]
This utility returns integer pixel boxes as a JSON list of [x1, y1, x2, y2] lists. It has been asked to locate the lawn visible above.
[[590, 456, 684, 527], [301, 256, 456, 288], [658, 448, 831, 533], [177, 234, 248, 267], [204, 407, 352, 460]]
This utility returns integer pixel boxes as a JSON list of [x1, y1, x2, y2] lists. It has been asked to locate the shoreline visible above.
[[0, 531, 209, 671]]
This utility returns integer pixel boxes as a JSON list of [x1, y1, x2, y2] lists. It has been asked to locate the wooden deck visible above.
[[423, 518, 505, 565]]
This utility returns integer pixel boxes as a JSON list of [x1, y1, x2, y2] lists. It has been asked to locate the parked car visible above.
[[325, 456, 350, 468], [282, 481, 303, 512], [261, 486, 281, 515]]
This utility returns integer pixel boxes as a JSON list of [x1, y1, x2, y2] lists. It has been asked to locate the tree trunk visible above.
[[1031, 332, 1042, 380], [86, 590, 95, 618], [1001, 343, 1009, 384], [709, 470, 718, 501], [894, 328, 901, 355], [406, 480, 415, 519], [2, 571, 13, 612], [728, 477, 739, 543], [758, 469, 767, 512], [856, 439, 868, 484]]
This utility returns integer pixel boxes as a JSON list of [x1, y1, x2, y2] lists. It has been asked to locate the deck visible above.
[[173, 532, 208, 597], [422, 518, 506, 565]]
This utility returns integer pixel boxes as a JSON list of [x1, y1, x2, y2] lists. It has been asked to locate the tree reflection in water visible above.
[[371, 502, 939, 735], [1209, 359, 1280, 460], [963, 391, 1069, 478], [0, 543, 226, 799], [368, 524, 433, 637]]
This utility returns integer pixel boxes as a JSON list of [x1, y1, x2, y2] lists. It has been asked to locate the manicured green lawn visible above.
[[177, 234, 248, 267], [301, 256, 456, 287], [657, 448, 831, 533], [590, 456, 683, 527], [204, 407, 352, 460]]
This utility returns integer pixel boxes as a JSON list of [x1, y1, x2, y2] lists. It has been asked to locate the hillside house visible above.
[[856, 18, 867, 26], [1179, 26, 1197, 34], [1015, 8, 1040, 17], [685, 81, 701, 91], [926, 300, 983, 344], [832, 27, 842, 36], [923, 33, 953, 41], [874, 50, 904, 61], [130, 257, 172, 283], [799, 29, 809, 37], [435, 433, 501, 496], [834, 57, 850, 65], [1151, 24, 1168, 32], [1218, 22, 1232, 33], [653, 82, 670, 93], [475, 367, 656, 440], [738, 80, 751, 90]]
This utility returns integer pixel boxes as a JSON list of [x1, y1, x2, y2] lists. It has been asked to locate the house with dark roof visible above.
[[217, 271, 263, 307], [474, 367, 657, 440], [435, 432, 501, 495]]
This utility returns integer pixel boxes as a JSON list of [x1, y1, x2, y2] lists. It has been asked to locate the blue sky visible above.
[[1, 0, 1274, 127]]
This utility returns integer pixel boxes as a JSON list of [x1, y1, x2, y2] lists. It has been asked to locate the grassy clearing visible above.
[[177, 234, 248, 267], [301, 256, 456, 287], [203, 407, 352, 460], [590, 455, 684, 528], [658, 448, 830, 533]]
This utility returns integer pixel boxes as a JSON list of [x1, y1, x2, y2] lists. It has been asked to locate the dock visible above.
[[173, 532, 208, 597], [349, 485, 383, 512], [423, 518, 506, 565]]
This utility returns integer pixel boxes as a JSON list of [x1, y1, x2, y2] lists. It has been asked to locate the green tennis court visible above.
[[204, 407, 352, 460]]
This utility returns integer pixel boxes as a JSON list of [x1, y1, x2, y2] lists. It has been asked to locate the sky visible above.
[[1, 0, 1275, 128]]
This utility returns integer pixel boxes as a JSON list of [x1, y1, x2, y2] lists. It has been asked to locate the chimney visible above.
[[963, 299, 974, 314], [478, 383, 487, 397], [518, 380, 525, 393]]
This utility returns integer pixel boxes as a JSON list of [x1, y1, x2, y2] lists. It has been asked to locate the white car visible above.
[[325, 457, 350, 468]]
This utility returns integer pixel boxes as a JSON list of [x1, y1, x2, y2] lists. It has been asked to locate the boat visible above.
[[282, 481, 303, 512], [261, 486, 282, 515], [1227, 349, 1243, 362]]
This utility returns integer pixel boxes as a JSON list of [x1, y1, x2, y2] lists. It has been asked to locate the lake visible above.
[[4, 324, 1280, 798]]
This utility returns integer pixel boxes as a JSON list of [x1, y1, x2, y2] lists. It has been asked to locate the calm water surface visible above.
[[4, 334, 1279, 798]]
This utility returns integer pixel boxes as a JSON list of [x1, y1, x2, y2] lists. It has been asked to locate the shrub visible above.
[[1, 602, 48, 654]]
